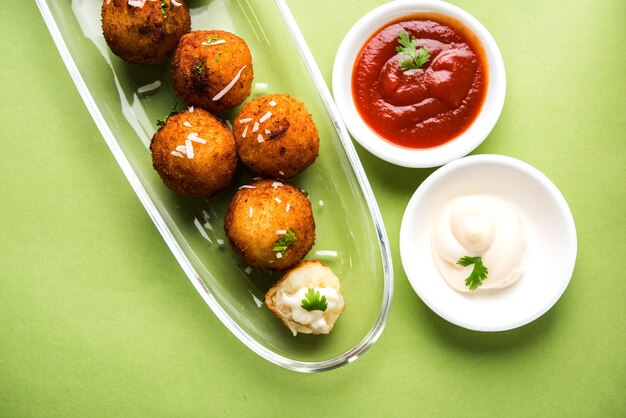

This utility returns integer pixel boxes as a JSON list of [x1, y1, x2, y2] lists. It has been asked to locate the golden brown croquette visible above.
[[102, 0, 191, 65], [224, 179, 315, 270], [150, 107, 237, 197], [171, 30, 254, 114], [233, 94, 319, 178]]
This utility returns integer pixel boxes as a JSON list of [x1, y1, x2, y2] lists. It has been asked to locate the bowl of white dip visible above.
[[400, 154, 577, 331]]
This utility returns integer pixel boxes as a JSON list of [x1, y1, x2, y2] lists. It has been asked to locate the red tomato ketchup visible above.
[[352, 14, 488, 149]]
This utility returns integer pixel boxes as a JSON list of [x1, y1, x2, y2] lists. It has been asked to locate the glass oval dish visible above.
[[36, 0, 393, 372]]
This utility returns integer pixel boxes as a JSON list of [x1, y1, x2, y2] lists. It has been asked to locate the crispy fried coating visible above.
[[224, 179, 315, 270], [150, 108, 237, 197], [171, 30, 254, 114], [233, 94, 319, 178], [102, 0, 191, 65]]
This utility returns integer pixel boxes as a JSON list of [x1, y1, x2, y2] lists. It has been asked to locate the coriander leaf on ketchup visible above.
[[352, 15, 488, 149]]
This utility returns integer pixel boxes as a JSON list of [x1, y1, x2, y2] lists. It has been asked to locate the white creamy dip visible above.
[[279, 287, 342, 334], [431, 195, 525, 292], [271, 262, 345, 335]]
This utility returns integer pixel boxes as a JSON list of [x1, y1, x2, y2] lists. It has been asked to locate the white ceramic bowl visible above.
[[332, 0, 506, 168], [400, 155, 577, 331]]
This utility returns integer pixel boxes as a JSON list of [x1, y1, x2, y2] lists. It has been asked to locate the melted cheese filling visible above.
[[272, 263, 345, 335]]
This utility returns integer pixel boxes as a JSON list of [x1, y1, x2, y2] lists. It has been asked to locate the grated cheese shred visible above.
[[213, 66, 246, 101]]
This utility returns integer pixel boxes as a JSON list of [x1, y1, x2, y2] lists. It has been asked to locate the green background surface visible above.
[[1, 0, 625, 416]]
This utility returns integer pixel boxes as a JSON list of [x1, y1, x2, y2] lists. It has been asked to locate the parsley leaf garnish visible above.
[[214, 53, 221, 63], [206, 35, 220, 44], [160, 0, 170, 20], [396, 31, 431, 71], [272, 228, 297, 256], [457, 256, 489, 291], [156, 102, 179, 126], [196, 58, 210, 75], [301, 288, 328, 312]]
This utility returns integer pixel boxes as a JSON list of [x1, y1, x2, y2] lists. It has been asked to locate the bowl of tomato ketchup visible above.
[[332, 0, 506, 168]]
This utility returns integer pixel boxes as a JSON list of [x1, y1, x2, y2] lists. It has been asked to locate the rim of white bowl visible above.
[[399, 154, 578, 331], [332, 0, 507, 168]]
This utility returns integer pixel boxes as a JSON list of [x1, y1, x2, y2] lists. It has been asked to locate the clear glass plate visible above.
[[36, 0, 393, 372]]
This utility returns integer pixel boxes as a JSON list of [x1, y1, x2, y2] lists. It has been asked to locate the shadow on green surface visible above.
[[354, 143, 437, 196], [412, 294, 559, 355]]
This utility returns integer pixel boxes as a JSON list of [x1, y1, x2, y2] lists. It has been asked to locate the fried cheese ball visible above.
[[102, 0, 191, 65], [171, 30, 254, 114], [224, 180, 315, 270], [265, 261, 345, 336], [150, 107, 237, 197], [233, 94, 319, 178]]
